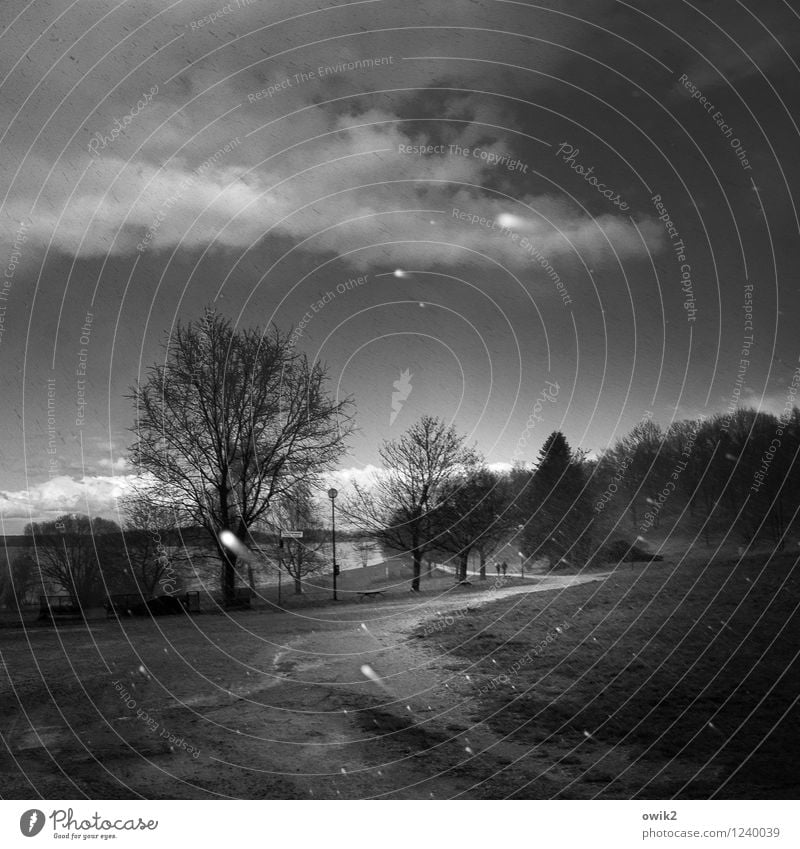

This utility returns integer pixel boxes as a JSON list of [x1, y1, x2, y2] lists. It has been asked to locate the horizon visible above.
[[2, 398, 796, 534]]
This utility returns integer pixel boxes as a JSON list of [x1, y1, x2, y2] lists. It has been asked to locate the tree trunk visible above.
[[217, 544, 237, 607], [217, 488, 236, 606], [411, 549, 422, 592], [479, 550, 487, 580], [458, 552, 468, 582], [294, 576, 303, 595], [773, 510, 784, 549]]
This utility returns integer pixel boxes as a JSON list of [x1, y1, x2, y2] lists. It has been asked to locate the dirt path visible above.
[[0, 572, 609, 799], [169, 571, 611, 798]]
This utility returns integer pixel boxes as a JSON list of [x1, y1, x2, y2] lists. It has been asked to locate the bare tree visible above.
[[118, 486, 182, 597], [433, 468, 515, 581], [128, 311, 354, 606], [25, 514, 121, 607], [345, 416, 478, 592], [265, 488, 328, 594]]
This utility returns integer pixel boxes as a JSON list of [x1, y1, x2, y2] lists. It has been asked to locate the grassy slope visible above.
[[419, 552, 800, 798]]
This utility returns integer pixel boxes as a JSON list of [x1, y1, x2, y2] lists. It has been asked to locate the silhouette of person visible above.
[[501, 561, 507, 577], [495, 562, 501, 576]]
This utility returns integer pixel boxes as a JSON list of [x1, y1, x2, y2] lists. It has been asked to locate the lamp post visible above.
[[328, 487, 339, 600]]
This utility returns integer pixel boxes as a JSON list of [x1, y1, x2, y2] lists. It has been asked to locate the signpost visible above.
[[277, 531, 303, 604]]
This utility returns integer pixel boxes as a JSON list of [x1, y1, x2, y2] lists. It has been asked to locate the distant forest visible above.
[[523, 405, 800, 568]]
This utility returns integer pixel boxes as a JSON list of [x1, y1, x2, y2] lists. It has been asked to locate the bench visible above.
[[105, 593, 143, 617], [106, 592, 200, 617], [38, 595, 82, 622], [357, 590, 385, 602]]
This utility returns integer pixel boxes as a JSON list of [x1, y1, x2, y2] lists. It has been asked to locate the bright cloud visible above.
[[98, 457, 130, 472], [0, 474, 137, 521]]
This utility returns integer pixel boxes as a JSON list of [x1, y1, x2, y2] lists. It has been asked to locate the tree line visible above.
[[6, 310, 798, 610], [345, 405, 800, 583]]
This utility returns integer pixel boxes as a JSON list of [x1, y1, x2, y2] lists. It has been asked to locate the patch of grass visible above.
[[422, 554, 800, 798]]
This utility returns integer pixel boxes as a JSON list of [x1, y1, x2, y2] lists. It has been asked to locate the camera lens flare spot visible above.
[[496, 212, 523, 228]]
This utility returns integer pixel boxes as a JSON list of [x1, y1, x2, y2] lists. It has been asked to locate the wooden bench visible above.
[[357, 590, 385, 602]]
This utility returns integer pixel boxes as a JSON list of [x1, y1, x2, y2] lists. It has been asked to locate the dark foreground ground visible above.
[[420, 552, 800, 799], [0, 553, 797, 799]]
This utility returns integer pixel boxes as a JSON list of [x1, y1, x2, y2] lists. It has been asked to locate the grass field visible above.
[[418, 551, 800, 798]]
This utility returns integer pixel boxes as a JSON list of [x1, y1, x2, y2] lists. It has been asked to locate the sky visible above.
[[1, 0, 798, 531]]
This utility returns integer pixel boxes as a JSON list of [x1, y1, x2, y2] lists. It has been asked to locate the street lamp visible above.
[[328, 487, 339, 600]]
